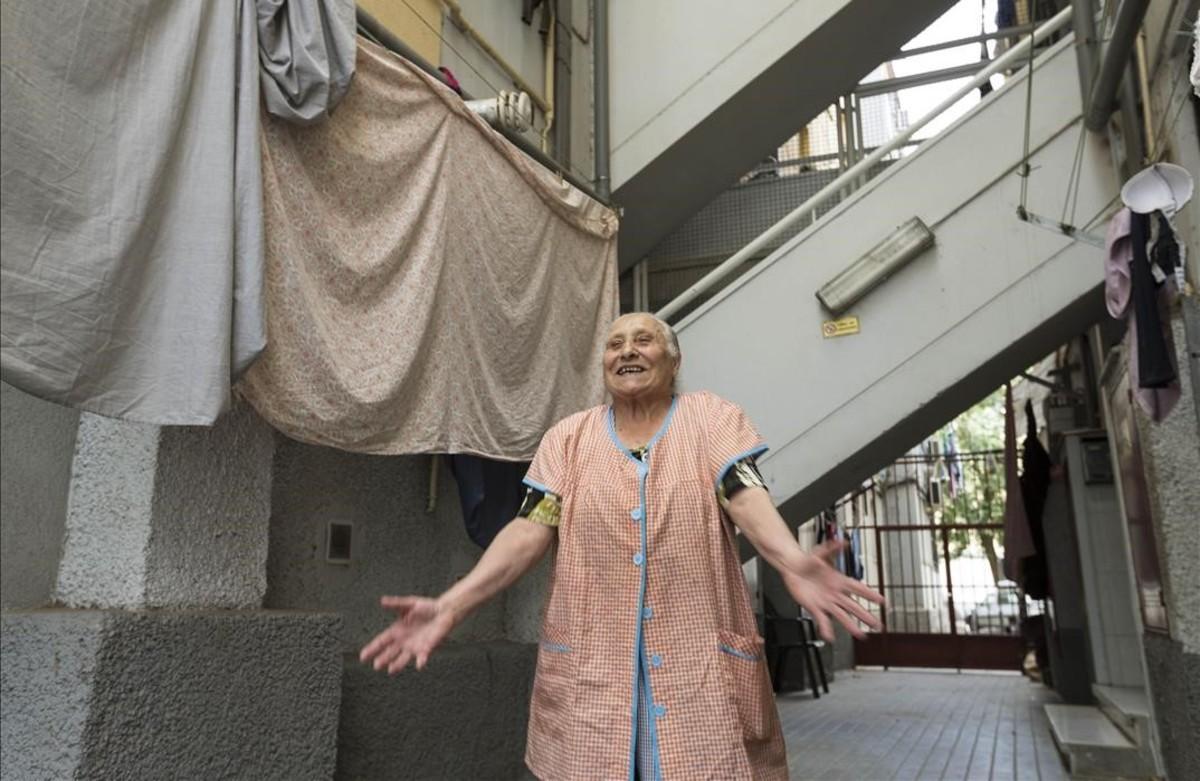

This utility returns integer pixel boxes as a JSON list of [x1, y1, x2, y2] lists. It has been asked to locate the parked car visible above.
[[965, 581, 1042, 634]]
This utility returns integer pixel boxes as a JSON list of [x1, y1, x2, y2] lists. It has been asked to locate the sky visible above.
[[889, 0, 1003, 139]]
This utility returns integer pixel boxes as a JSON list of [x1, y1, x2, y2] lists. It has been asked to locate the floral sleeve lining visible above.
[[519, 487, 562, 527], [717, 454, 766, 509]]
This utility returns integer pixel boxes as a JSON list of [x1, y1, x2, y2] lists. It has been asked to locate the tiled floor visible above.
[[780, 669, 1071, 781]]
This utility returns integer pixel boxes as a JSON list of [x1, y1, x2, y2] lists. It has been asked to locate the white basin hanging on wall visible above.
[[466, 91, 533, 132]]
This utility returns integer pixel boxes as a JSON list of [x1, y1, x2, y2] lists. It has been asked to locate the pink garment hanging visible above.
[[239, 38, 620, 459], [1002, 382, 1036, 582]]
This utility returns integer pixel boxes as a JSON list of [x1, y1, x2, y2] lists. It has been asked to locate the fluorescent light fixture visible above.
[[816, 217, 934, 315]]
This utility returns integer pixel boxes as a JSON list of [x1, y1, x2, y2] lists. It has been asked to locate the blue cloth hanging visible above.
[[447, 455, 530, 548]]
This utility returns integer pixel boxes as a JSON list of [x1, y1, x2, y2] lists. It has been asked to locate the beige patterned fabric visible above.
[[239, 38, 619, 459], [524, 391, 787, 780]]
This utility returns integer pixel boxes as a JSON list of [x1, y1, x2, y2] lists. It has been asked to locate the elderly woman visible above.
[[361, 312, 884, 780]]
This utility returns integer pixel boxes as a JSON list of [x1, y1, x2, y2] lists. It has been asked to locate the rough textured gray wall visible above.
[[1143, 633, 1200, 781], [0, 611, 105, 779], [266, 436, 549, 779], [265, 438, 506, 651], [1, 610, 342, 781], [55, 402, 275, 609], [1139, 315, 1200, 653], [0, 383, 79, 609], [336, 641, 536, 781], [144, 402, 275, 607], [54, 412, 159, 606]]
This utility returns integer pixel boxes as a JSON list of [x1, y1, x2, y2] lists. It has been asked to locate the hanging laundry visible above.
[[0, 0, 355, 424], [1106, 209, 1181, 422], [844, 527, 866, 581], [1129, 212, 1176, 388], [447, 455, 530, 548], [1019, 399, 1051, 600], [438, 67, 465, 97], [239, 38, 619, 459], [257, 0, 357, 124], [1002, 383, 1036, 582], [996, 0, 1017, 28], [944, 428, 964, 498]]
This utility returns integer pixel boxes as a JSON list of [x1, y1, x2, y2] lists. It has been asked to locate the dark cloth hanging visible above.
[[1002, 383, 1036, 582], [977, 0, 993, 99], [1129, 211, 1177, 388], [1105, 208, 1181, 422], [448, 455, 530, 548], [1019, 400, 1052, 599], [996, 0, 1016, 28], [844, 528, 865, 581], [1149, 212, 1181, 281]]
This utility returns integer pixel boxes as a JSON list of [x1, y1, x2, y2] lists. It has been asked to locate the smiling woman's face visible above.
[[603, 314, 677, 402]]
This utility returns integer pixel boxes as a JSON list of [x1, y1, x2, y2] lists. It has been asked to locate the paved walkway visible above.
[[780, 669, 1070, 781]]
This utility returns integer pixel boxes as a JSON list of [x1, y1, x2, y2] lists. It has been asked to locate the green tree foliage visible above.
[[937, 388, 1006, 584]]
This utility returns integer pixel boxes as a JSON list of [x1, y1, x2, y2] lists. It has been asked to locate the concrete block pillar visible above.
[[1127, 306, 1200, 781], [55, 401, 274, 608], [2, 402, 344, 780]]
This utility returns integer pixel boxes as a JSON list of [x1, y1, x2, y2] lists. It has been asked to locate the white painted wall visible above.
[[438, 0, 595, 178], [674, 36, 1121, 519], [1066, 433, 1148, 688]]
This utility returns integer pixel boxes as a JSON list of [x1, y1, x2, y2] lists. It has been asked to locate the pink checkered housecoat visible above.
[[522, 391, 788, 780]]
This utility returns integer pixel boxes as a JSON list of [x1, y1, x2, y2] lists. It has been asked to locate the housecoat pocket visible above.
[[716, 629, 773, 742], [531, 624, 575, 742]]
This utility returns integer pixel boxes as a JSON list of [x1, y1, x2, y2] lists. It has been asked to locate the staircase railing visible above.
[[655, 5, 1075, 322]]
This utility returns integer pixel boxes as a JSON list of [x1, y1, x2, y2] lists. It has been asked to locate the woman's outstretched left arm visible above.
[[726, 486, 884, 641]]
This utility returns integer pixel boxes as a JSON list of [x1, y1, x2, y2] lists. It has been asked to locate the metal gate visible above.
[[842, 451, 1029, 670]]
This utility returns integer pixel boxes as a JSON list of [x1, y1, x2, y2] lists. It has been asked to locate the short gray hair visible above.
[[615, 312, 680, 363], [649, 314, 680, 363]]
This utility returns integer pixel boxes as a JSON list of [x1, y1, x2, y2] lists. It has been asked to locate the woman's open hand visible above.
[[359, 596, 454, 674], [782, 541, 884, 642]]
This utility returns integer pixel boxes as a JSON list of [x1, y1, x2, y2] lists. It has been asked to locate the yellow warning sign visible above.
[[821, 316, 860, 338]]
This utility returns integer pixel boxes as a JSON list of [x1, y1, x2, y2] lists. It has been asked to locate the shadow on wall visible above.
[[0, 382, 79, 610]]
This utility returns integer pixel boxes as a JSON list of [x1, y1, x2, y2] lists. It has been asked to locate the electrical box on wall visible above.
[[1081, 436, 1114, 484], [326, 522, 353, 564], [1044, 391, 1086, 459]]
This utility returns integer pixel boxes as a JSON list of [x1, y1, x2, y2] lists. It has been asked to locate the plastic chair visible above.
[[765, 613, 829, 699]]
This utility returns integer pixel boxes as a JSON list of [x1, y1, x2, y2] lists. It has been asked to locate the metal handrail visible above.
[[656, 5, 1075, 322]]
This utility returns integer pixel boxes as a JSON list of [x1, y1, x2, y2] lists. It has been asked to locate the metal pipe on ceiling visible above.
[[1083, 0, 1151, 131], [1071, 0, 1100, 109]]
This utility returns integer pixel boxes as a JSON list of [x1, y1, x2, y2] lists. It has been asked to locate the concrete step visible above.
[[1093, 684, 1153, 748], [1044, 704, 1155, 780]]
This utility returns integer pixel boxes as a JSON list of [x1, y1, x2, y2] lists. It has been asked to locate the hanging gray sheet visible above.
[[0, 0, 354, 424]]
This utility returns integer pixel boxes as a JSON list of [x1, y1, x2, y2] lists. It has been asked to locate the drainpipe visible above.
[[1071, 0, 1099, 109], [1084, 0, 1150, 132], [553, 0, 573, 164], [593, 0, 611, 200], [540, 1, 556, 154], [1116, 68, 1147, 172]]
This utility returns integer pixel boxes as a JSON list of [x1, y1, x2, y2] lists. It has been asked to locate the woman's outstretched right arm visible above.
[[359, 517, 555, 674]]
